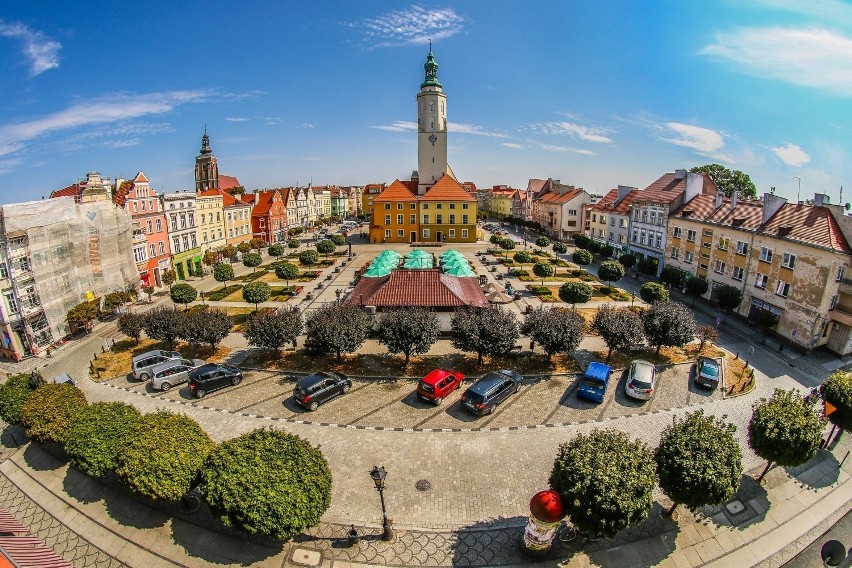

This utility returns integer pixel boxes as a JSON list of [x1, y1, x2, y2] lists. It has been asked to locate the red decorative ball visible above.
[[529, 489, 565, 523]]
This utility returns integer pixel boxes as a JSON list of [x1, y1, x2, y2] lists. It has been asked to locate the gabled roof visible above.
[[374, 180, 418, 202], [527, 179, 548, 195], [50, 184, 81, 200], [592, 188, 641, 215], [218, 174, 242, 191], [220, 189, 251, 208], [764, 203, 852, 254], [672, 194, 764, 231], [197, 189, 222, 198], [537, 189, 583, 205], [112, 180, 134, 207], [637, 172, 715, 204], [134, 172, 149, 183], [421, 174, 477, 202], [344, 269, 489, 308]]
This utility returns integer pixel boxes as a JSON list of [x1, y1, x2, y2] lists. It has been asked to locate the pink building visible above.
[[113, 172, 172, 287]]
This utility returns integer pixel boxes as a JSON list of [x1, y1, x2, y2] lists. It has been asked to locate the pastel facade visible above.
[[163, 191, 201, 280], [587, 186, 639, 257]]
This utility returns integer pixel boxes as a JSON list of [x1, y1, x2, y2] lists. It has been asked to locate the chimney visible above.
[[674, 169, 687, 180], [715, 191, 724, 209], [762, 192, 787, 225], [684, 172, 705, 203], [814, 193, 829, 207], [730, 191, 738, 211]]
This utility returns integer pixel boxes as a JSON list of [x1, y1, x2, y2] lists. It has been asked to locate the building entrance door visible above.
[[436, 231, 443, 242], [410, 231, 417, 243]]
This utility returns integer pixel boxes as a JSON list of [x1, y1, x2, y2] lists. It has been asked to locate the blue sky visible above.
[[1, 1, 850, 205]]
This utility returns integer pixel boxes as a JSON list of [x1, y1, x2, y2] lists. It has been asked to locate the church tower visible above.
[[194, 127, 219, 192], [417, 45, 448, 195]]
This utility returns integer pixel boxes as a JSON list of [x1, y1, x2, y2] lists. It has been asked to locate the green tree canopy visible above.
[[823, 370, 852, 430], [637, 258, 658, 276], [274, 261, 300, 286], [142, 307, 185, 349], [243, 281, 271, 310], [660, 265, 685, 288], [521, 307, 584, 361], [21, 384, 88, 444], [376, 307, 440, 366], [242, 252, 262, 273], [331, 234, 346, 246], [203, 250, 218, 267], [643, 301, 696, 354], [161, 269, 177, 288], [513, 251, 533, 269], [749, 389, 824, 481], [304, 303, 371, 362], [656, 410, 742, 515], [170, 282, 198, 309], [618, 253, 636, 269], [535, 236, 550, 250], [200, 429, 332, 539], [685, 275, 709, 305], [639, 282, 669, 304], [299, 249, 319, 266], [267, 243, 285, 259], [549, 429, 656, 538], [66, 402, 142, 478], [213, 263, 235, 291], [558, 281, 593, 308], [221, 245, 237, 262], [553, 241, 567, 255], [585, 240, 601, 254], [67, 300, 99, 328], [243, 309, 303, 353], [0, 373, 37, 424], [572, 249, 593, 266], [489, 234, 504, 247], [598, 244, 614, 258], [288, 239, 300, 249], [716, 284, 744, 313], [533, 261, 555, 285], [182, 308, 232, 349], [573, 235, 590, 249], [598, 260, 625, 285], [592, 304, 645, 361], [316, 239, 336, 258], [690, 164, 758, 199], [117, 312, 144, 344], [237, 241, 252, 255], [102, 291, 130, 316], [250, 237, 266, 251], [500, 238, 516, 256], [450, 306, 520, 365]]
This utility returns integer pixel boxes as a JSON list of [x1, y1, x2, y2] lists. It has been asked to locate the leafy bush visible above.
[[201, 429, 332, 539], [117, 312, 144, 344], [823, 370, 852, 430], [330, 234, 346, 246], [267, 243, 285, 259], [242, 252, 262, 272], [299, 249, 319, 266], [570, 269, 585, 277], [572, 249, 593, 266], [522, 307, 584, 361], [593, 304, 645, 360], [376, 307, 440, 366], [639, 282, 669, 304], [66, 402, 141, 478], [304, 303, 371, 362], [0, 373, 37, 424], [598, 260, 625, 284], [573, 235, 590, 249], [579, 273, 597, 282], [243, 310, 303, 352], [116, 411, 214, 501], [552, 241, 567, 255], [213, 263, 235, 291], [643, 301, 695, 354], [316, 239, 336, 258], [102, 291, 131, 316], [559, 282, 593, 306], [182, 308, 232, 348], [142, 307, 186, 349], [618, 253, 636, 269], [243, 281, 271, 309], [21, 384, 87, 444], [450, 306, 520, 365], [170, 283, 198, 309]]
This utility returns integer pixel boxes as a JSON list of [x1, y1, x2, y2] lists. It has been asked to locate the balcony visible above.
[[839, 277, 852, 296], [132, 230, 146, 244], [829, 306, 852, 327]]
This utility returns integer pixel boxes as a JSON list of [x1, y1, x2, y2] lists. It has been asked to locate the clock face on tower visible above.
[[428, 133, 437, 146]]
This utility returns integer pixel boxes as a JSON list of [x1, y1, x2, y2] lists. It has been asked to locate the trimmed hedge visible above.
[[0, 373, 37, 424], [66, 402, 142, 478], [201, 429, 332, 539], [20, 384, 87, 444], [116, 411, 214, 501]]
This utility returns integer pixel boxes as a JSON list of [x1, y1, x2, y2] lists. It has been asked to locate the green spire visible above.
[[421, 43, 442, 89]]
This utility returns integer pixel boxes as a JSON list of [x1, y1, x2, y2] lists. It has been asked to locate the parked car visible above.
[[417, 369, 465, 404], [51, 373, 76, 386], [132, 350, 183, 381], [695, 357, 721, 389], [150, 358, 205, 391], [294, 371, 352, 411], [187, 364, 243, 398], [577, 362, 612, 403], [461, 369, 523, 415], [624, 360, 656, 400]]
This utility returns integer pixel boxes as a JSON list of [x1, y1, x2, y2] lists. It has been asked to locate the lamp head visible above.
[[370, 465, 387, 488]]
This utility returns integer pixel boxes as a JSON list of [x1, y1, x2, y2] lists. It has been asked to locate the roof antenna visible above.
[[429, 39, 432, 52]]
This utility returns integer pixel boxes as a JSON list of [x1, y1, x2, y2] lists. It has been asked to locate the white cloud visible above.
[[298, 123, 316, 129], [448, 122, 507, 138], [349, 6, 465, 48], [539, 143, 596, 156], [0, 91, 209, 158], [225, 117, 249, 122], [658, 122, 736, 162], [771, 143, 811, 166], [0, 20, 61, 75], [370, 121, 417, 132], [531, 121, 612, 143], [701, 27, 852, 95], [502, 143, 523, 149], [106, 139, 141, 148]]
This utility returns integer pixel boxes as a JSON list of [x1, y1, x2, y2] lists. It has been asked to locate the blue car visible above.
[[577, 362, 612, 403]]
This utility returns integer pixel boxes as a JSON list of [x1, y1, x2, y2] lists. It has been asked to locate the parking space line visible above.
[[411, 399, 460, 430], [187, 371, 284, 402], [479, 382, 533, 428], [540, 379, 579, 425], [349, 388, 414, 424]]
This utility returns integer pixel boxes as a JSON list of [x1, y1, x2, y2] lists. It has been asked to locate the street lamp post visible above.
[[369, 466, 394, 541]]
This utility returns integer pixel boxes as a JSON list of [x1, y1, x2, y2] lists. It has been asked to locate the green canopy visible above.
[[375, 250, 401, 260], [445, 264, 477, 277], [369, 258, 398, 270], [363, 265, 393, 277], [441, 258, 470, 270], [439, 254, 467, 265], [439, 249, 463, 259], [403, 257, 433, 269], [406, 249, 431, 258]]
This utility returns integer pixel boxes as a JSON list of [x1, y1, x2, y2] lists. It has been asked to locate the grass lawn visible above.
[[268, 286, 300, 301], [90, 338, 232, 381], [235, 270, 269, 282], [206, 285, 243, 301], [723, 355, 755, 397], [594, 343, 725, 369]]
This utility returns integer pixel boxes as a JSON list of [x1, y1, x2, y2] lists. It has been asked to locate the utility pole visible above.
[[794, 176, 805, 203]]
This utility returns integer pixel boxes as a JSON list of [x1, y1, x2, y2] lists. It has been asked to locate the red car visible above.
[[416, 369, 465, 404]]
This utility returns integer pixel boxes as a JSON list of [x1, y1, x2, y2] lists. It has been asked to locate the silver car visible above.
[[150, 358, 205, 391], [131, 349, 183, 381], [625, 360, 656, 400]]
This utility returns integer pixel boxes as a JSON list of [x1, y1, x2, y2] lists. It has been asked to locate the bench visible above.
[[510, 345, 523, 352]]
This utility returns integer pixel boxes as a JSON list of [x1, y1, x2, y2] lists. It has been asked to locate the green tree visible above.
[[749, 389, 824, 481], [316, 239, 336, 259], [513, 251, 533, 272], [142, 307, 185, 349], [267, 243, 285, 259], [549, 429, 656, 538], [221, 245, 237, 262], [639, 282, 669, 304], [182, 308, 232, 349], [67, 300, 99, 331], [376, 307, 441, 367], [489, 234, 504, 248], [598, 244, 614, 258], [823, 370, 852, 431], [656, 410, 742, 516], [304, 303, 371, 362], [250, 237, 266, 252], [592, 304, 645, 361], [533, 261, 555, 286], [331, 234, 346, 246], [521, 307, 584, 362], [142, 285, 155, 302], [500, 238, 516, 257], [690, 164, 758, 199], [696, 325, 718, 353], [660, 265, 685, 288], [170, 282, 198, 310], [242, 252, 262, 273], [558, 282, 593, 309], [21, 384, 87, 444], [618, 253, 636, 270], [598, 260, 625, 287], [237, 241, 252, 255], [200, 429, 332, 539], [535, 236, 550, 251], [116, 411, 214, 501], [213, 263, 235, 292], [585, 240, 601, 255], [573, 234, 590, 249], [243, 282, 271, 311], [716, 284, 744, 314], [102, 291, 130, 316], [299, 249, 319, 266], [637, 258, 658, 277], [643, 301, 696, 354], [274, 261, 300, 286], [450, 306, 520, 366], [552, 241, 567, 255], [161, 269, 177, 289], [243, 309, 303, 353], [66, 402, 141, 478], [572, 249, 593, 266], [0, 373, 37, 424], [288, 239, 300, 250], [685, 275, 709, 306], [117, 312, 144, 344], [203, 250, 218, 268]]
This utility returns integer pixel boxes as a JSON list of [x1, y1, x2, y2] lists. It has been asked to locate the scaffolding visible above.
[[0, 197, 137, 348]]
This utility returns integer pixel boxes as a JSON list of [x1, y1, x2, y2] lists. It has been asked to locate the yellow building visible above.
[[196, 190, 226, 253], [221, 190, 252, 248], [369, 180, 419, 243], [483, 186, 515, 219], [361, 183, 386, 218]]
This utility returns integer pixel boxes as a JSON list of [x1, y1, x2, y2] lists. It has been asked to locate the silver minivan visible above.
[[150, 358, 205, 391], [131, 350, 182, 381], [624, 360, 656, 400]]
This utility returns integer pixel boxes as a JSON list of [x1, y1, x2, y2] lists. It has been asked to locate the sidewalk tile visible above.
[[668, 549, 695, 568], [702, 544, 760, 568], [766, 498, 799, 526], [771, 479, 802, 502], [674, 524, 701, 547], [712, 528, 745, 552], [692, 520, 718, 541], [680, 545, 703, 567], [693, 538, 725, 563]]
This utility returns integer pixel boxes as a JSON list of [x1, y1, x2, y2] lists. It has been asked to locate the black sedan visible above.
[[188, 364, 243, 398], [460, 369, 523, 415], [294, 371, 352, 411]]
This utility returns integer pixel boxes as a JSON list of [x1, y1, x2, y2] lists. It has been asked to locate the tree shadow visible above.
[[23, 442, 66, 471], [0, 424, 26, 450], [171, 517, 283, 565], [785, 449, 841, 490], [700, 473, 769, 530], [61, 466, 108, 505]]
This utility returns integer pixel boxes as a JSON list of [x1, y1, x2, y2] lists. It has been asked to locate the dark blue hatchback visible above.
[[461, 369, 523, 415]]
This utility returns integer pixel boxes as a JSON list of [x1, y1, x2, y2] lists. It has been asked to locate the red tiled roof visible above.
[[538, 189, 582, 205], [49, 184, 81, 200], [345, 269, 489, 308], [134, 171, 149, 183], [112, 180, 134, 207], [251, 191, 275, 215], [637, 173, 687, 203], [527, 179, 548, 195], [218, 175, 241, 190], [374, 180, 418, 202], [197, 189, 221, 197], [672, 194, 764, 231], [764, 203, 852, 254], [421, 175, 477, 202]]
